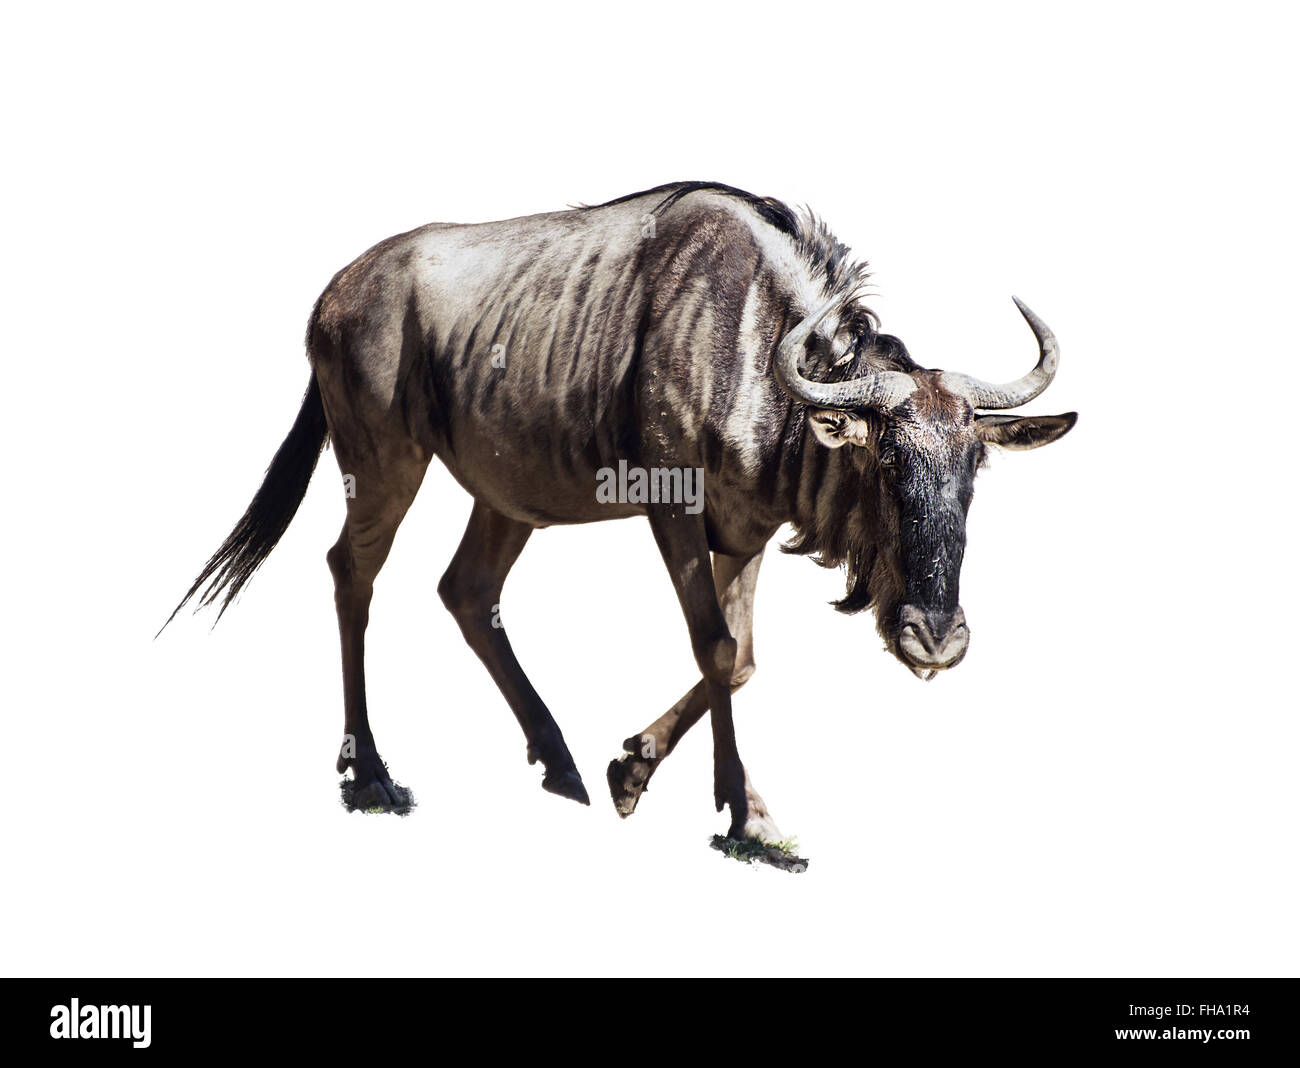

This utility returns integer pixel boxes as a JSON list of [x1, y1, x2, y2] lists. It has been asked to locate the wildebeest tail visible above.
[[159, 374, 329, 633]]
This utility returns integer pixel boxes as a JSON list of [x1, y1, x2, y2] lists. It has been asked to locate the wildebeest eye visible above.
[[879, 447, 901, 473]]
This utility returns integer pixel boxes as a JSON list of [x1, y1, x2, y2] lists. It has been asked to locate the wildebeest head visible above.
[[776, 297, 1076, 679]]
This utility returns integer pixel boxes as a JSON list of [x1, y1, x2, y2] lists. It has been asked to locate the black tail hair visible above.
[[159, 374, 329, 633]]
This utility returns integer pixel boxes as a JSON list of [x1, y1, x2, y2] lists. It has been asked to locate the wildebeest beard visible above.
[[781, 452, 891, 617]]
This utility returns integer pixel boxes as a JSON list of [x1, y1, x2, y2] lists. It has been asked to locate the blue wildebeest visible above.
[[166, 181, 1075, 851]]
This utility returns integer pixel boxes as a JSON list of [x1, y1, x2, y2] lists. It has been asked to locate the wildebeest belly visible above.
[[431, 415, 643, 527]]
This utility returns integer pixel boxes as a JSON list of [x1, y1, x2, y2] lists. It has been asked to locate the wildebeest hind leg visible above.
[[438, 502, 589, 805], [328, 441, 429, 815]]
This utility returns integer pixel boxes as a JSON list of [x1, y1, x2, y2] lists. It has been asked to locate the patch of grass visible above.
[[710, 834, 808, 873]]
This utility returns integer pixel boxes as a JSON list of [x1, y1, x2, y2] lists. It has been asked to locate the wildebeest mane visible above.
[[580, 179, 802, 237], [581, 180, 879, 331]]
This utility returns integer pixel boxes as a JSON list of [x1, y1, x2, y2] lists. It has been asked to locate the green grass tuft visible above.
[[710, 834, 808, 872]]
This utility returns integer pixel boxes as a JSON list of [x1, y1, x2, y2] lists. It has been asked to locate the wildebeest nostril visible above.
[[898, 604, 928, 631], [902, 621, 938, 654]]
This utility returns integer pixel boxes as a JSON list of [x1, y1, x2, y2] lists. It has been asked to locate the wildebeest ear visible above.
[[975, 412, 1077, 450], [808, 410, 872, 449]]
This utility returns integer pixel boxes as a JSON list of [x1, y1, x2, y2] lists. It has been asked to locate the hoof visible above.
[[542, 767, 590, 806], [339, 768, 415, 816], [709, 835, 808, 873], [606, 753, 652, 817]]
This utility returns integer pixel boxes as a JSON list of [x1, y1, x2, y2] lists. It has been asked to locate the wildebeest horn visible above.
[[774, 295, 916, 411], [943, 297, 1060, 410]]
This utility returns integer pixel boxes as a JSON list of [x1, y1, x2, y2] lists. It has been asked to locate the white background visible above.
[[3, 1, 1296, 977]]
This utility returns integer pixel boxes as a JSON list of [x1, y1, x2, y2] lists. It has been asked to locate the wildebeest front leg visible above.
[[607, 549, 785, 841], [438, 502, 589, 805], [645, 509, 750, 836], [607, 551, 758, 801]]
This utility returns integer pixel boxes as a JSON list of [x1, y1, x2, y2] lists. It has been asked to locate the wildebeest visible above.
[[165, 181, 1076, 852]]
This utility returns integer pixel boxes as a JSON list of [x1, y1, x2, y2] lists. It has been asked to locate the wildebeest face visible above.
[[776, 296, 1077, 680], [809, 379, 1076, 679], [769, 294, 1076, 675]]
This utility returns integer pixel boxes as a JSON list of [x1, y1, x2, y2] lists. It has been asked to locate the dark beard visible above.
[[781, 519, 878, 614]]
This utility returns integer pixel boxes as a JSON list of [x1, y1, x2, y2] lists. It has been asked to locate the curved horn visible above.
[[943, 297, 1060, 410], [774, 295, 916, 411]]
